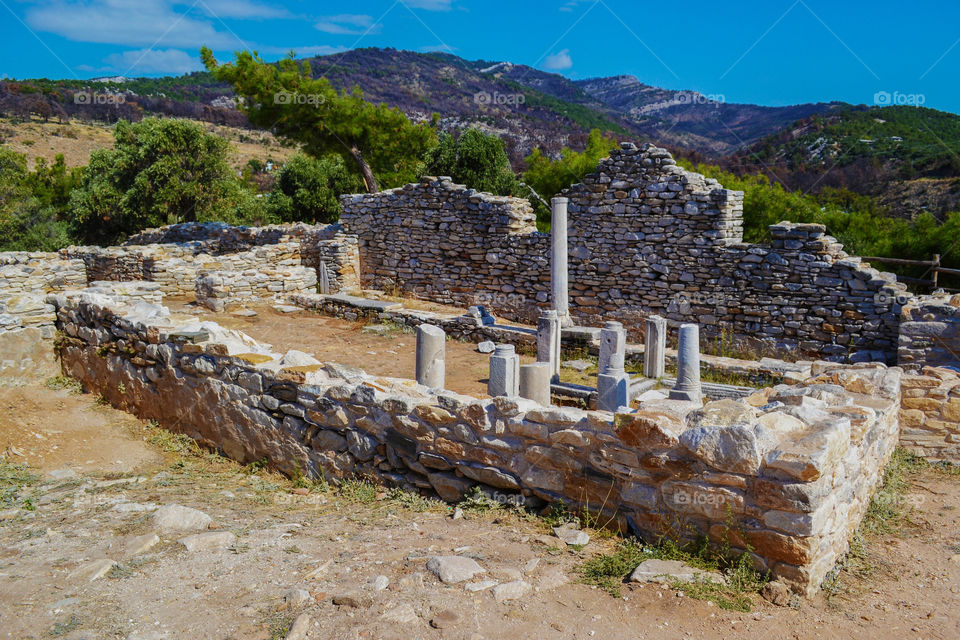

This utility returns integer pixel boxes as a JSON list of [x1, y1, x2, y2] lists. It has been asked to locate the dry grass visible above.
[[0, 116, 297, 170]]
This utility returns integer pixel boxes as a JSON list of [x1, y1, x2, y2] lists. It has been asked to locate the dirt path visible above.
[[0, 385, 163, 473], [0, 384, 957, 640]]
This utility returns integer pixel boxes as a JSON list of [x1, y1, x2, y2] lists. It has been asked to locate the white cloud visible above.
[[543, 49, 573, 71], [195, 0, 288, 20], [26, 0, 241, 49], [104, 48, 202, 74], [404, 0, 453, 11], [559, 0, 586, 12], [315, 14, 382, 35]]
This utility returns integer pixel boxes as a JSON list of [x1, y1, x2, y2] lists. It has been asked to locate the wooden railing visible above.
[[862, 254, 960, 292]]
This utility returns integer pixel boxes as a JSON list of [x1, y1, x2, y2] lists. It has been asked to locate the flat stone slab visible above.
[[68, 558, 116, 582], [426, 555, 486, 584], [179, 531, 236, 552], [152, 504, 212, 532], [273, 305, 300, 314], [553, 524, 590, 546], [361, 324, 393, 335], [628, 559, 726, 585], [322, 294, 402, 312], [562, 359, 594, 372]]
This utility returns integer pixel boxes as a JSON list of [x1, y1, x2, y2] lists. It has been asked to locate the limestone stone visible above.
[[152, 504, 212, 532], [426, 556, 486, 584], [178, 531, 236, 552], [628, 559, 725, 585]]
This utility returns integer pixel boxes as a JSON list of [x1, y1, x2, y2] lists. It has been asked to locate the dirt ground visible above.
[[168, 301, 539, 398], [0, 383, 958, 640]]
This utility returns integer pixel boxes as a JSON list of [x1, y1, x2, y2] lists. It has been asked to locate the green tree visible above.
[[268, 153, 362, 223], [522, 129, 619, 228], [422, 129, 518, 196], [0, 148, 73, 251], [68, 118, 248, 245], [201, 48, 437, 193]]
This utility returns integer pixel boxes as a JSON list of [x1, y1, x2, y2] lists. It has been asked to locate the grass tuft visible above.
[[577, 536, 767, 609], [44, 376, 82, 394], [0, 459, 39, 509]]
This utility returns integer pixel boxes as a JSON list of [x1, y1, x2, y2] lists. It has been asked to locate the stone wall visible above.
[[339, 177, 549, 320], [62, 242, 303, 297], [0, 252, 86, 296], [340, 144, 908, 364], [898, 294, 960, 372], [0, 293, 59, 385], [197, 266, 317, 312], [900, 366, 960, 461], [52, 289, 902, 595]]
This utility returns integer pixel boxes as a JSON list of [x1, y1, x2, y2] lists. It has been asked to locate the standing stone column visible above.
[[669, 323, 702, 403], [551, 197, 573, 328], [597, 321, 630, 412], [415, 324, 445, 389], [537, 309, 561, 382], [519, 362, 552, 405], [644, 315, 667, 379], [488, 344, 520, 397], [319, 262, 331, 295]]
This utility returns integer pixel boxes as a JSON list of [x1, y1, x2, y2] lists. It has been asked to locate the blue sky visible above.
[[1, 0, 959, 113]]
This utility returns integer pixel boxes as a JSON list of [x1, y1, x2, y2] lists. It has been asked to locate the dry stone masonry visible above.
[[897, 293, 960, 372], [339, 176, 550, 320], [340, 144, 910, 364], [899, 366, 960, 461], [51, 288, 902, 596]]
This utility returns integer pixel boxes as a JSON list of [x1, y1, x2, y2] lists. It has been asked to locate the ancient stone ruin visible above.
[[2, 142, 959, 597]]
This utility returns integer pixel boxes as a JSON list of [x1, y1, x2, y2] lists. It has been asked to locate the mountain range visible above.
[[2, 47, 959, 217]]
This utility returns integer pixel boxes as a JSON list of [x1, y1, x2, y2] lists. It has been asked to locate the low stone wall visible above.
[[900, 366, 960, 461], [0, 253, 86, 297], [898, 294, 960, 373], [62, 243, 303, 297], [0, 293, 58, 386], [52, 290, 902, 595], [197, 266, 317, 312], [125, 221, 332, 251]]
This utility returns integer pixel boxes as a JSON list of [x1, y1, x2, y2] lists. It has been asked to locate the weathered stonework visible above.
[[898, 293, 960, 373], [196, 266, 317, 312], [339, 176, 550, 319], [340, 145, 909, 364], [899, 366, 960, 462], [51, 289, 902, 596]]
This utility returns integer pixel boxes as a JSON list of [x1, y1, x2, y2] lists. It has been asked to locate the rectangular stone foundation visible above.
[[51, 292, 902, 596]]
